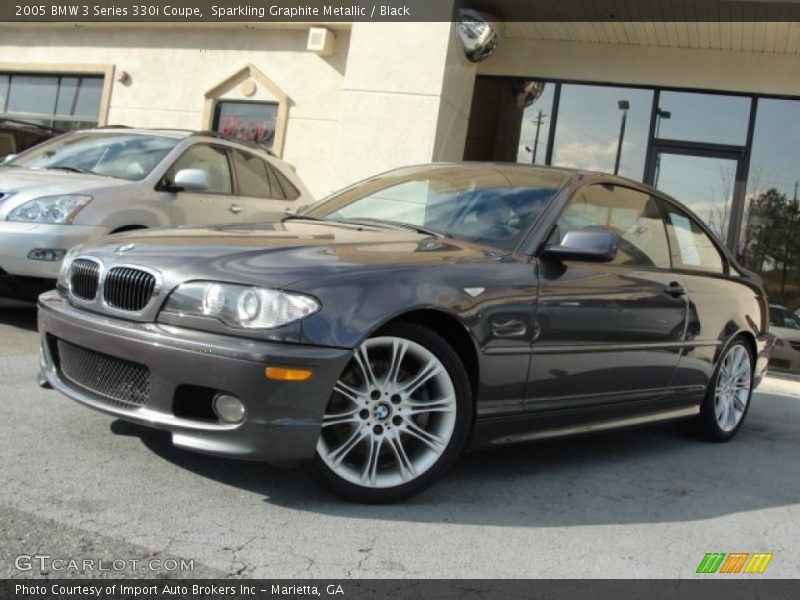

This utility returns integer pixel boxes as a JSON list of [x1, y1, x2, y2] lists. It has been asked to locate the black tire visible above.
[[694, 336, 755, 442], [309, 322, 473, 503]]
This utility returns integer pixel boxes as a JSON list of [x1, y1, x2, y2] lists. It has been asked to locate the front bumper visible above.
[[0, 222, 107, 279], [38, 291, 353, 462], [755, 332, 777, 386]]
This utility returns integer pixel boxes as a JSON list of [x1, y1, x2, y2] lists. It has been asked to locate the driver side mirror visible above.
[[2, 154, 17, 164], [541, 230, 618, 263], [171, 168, 209, 192]]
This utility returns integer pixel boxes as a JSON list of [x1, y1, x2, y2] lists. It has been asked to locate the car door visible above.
[[526, 183, 688, 411], [229, 149, 301, 222], [656, 198, 759, 389], [161, 143, 245, 226]]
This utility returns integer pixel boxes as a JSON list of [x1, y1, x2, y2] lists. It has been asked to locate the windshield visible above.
[[771, 307, 800, 330], [305, 165, 566, 251], [8, 132, 180, 181]]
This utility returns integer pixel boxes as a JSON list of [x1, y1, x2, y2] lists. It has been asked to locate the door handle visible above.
[[229, 204, 243, 214], [664, 282, 686, 298]]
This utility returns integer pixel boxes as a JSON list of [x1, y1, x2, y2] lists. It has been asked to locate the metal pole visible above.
[[614, 110, 627, 176], [532, 110, 543, 164]]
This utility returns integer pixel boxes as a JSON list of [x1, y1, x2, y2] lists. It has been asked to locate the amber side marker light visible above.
[[265, 367, 314, 381]]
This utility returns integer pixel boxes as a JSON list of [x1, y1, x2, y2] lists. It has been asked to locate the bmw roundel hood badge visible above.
[[115, 243, 137, 254]]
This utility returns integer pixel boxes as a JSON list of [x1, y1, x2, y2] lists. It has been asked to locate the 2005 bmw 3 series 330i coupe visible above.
[[38, 163, 773, 502]]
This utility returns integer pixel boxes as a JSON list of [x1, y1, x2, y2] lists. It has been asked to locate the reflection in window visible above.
[[654, 153, 737, 242], [660, 204, 724, 273], [556, 185, 670, 269], [551, 84, 653, 181], [740, 98, 800, 315], [656, 91, 751, 146], [515, 82, 554, 165], [213, 101, 278, 148], [0, 73, 104, 132]]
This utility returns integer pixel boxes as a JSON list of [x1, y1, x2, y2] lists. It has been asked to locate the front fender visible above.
[[298, 267, 476, 348]]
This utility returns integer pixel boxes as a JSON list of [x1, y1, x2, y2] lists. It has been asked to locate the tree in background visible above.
[[743, 187, 800, 304]]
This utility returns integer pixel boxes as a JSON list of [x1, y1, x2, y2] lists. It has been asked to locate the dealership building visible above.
[[1, 2, 799, 317]]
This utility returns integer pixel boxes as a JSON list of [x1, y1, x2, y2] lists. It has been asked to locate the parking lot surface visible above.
[[1, 299, 798, 578]]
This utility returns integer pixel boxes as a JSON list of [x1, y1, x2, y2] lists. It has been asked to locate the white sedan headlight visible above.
[[7, 194, 92, 224], [163, 282, 320, 329]]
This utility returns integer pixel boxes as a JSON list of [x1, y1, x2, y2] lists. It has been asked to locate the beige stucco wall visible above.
[[480, 36, 800, 96], [0, 25, 351, 197], [330, 20, 478, 190]]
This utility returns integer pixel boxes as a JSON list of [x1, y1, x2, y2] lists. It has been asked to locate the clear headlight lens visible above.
[[163, 282, 320, 329], [7, 194, 92, 224]]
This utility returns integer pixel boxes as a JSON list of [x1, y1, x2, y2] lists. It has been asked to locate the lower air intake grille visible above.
[[70, 259, 100, 301], [57, 339, 150, 407], [103, 267, 156, 311]]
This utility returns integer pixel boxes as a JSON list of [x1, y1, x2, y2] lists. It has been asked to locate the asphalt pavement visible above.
[[1, 299, 798, 579]]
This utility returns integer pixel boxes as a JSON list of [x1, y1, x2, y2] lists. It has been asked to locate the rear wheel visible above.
[[696, 337, 754, 441], [311, 322, 472, 503]]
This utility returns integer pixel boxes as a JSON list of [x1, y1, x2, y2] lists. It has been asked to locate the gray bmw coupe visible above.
[[38, 164, 773, 502]]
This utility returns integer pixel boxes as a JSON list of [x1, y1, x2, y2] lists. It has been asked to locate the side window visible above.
[[555, 184, 671, 269], [270, 163, 301, 201], [231, 149, 270, 198], [660, 203, 725, 273], [168, 144, 232, 194], [0, 133, 15, 155]]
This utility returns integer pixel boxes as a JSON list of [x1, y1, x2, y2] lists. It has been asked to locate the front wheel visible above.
[[310, 322, 473, 503], [696, 337, 755, 442]]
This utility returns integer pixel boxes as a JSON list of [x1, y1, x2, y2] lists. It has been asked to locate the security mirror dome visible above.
[[457, 9, 499, 63]]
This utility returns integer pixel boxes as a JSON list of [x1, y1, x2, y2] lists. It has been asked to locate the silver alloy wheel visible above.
[[316, 336, 457, 489], [714, 344, 752, 432]]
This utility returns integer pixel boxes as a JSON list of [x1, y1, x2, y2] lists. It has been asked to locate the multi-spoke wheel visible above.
[[696, 337, 755, 441], [311, 322, 472, 503]]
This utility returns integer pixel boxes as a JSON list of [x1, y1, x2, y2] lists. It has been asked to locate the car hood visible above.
[[0, 167, 130, 203], [78, 221, 504, 289]]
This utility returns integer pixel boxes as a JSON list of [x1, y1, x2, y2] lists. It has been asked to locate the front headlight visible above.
[[163, 282, 320, 329], [7, 194, 92, 224]]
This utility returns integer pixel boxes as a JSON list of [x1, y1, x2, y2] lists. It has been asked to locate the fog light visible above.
[[213, 394, 246, 423], [27, 249, 66, 261]]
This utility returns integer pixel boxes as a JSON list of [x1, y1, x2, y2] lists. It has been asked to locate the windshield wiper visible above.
[[338, 218, 449, 238], [46, 166, 117, 178], [281, 215, 329, 223]]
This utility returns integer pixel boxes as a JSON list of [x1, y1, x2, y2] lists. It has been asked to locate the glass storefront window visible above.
[[656, 91, 751, 146], [6, 75, 59, 116], [653, 153, 738, 242], [0, 75, 8, 111], [740, 97, 800, 314], [515, 82, 554, 165], [213, 100, 278, 148], [551, 84, 653, 181], [1, 73, 104, 132]]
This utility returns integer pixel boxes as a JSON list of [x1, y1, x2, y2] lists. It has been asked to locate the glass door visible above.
[[645, 146, 747, 248]]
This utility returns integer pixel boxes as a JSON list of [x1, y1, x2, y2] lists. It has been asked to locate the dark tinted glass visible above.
[[271, 165, 300, 200], [232, 150, 270, 198]]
